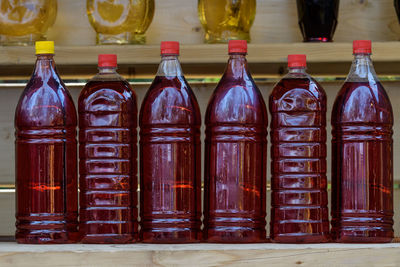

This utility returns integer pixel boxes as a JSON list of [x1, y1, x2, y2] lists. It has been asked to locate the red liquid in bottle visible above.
[[269, 55, 329, 243], [296, 0, 339, 42], [204, 40, 267, 243], [15, 42, 78, 244], [139, 42, 202, 243], [78, 55, 138, 243], [331, 41, 394, 243]]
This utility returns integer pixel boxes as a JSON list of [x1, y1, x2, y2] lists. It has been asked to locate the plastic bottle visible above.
[[78, 54, 138, 243], [204, 40, 268, 243], [331, 40, 394, 243], [139, 41, 202, 243], [15, 41, 78, 244], [269, 54, 329, 243]]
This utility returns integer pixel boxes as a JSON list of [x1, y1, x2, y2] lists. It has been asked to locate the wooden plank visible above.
[[0, 243, 400, 267], [1, 42, 400, 68]]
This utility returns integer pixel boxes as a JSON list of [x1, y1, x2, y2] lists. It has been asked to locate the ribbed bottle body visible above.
[[331, 81, 393, 243], [79, 80, 137, 243], [204, 63, 268, 242], [15, 59, 78, 243], [269, 77, 329, 243], [139, 76, 201, 243]]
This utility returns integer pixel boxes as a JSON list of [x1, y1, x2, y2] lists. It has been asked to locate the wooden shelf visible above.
[[0, 243, 399, 266], [2, 42, 400, 66], [3, 42, 400, 77]]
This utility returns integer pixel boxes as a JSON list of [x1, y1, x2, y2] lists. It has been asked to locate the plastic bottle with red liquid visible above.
[[269, 55, 329, 243], [204, 40, 268, 243], [14, 41, 78, 244], [296, 0, 340, 42], [78, 54, 138, 243], [139, 41, 202, 243], [331, 40, 394, 243]]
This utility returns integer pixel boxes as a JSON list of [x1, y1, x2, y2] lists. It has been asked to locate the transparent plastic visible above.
[[78, 66, 138, 243], [87, 0, 154, 45], [331, 53, 394, 243], [15, 54, 78, 244], [0, 0, 57, 46], [204, 53, 268, 243], [139, 55, 202, 243], [198, 0, 256, 43], [269, 66, 329, 243]]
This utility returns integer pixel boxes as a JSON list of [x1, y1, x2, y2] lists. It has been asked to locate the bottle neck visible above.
[[225, 53, 249, 79], [33, 54, 56, 77], [156, 55, 183, 77], [346, 53, 377, 82], [98, 66, 118, 74]]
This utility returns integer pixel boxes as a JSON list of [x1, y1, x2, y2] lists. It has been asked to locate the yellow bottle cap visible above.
[[35, 41, 55, 55]]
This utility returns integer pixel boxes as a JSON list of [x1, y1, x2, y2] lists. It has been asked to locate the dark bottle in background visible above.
[[139, 41, 202, 243], [296, 0, 340, 42], [331, 40, 394, 243], [78, 54, 138, 243], [203, 40, 268, 243], [15, 41, 78, 244], [269, 54, 329, 243]]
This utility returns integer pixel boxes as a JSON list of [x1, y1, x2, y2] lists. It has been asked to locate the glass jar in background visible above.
[[0, 0, 57, 46], [296, 0, 340, 42], [87, 0, 155, 45], [198, 0, 256, 43]]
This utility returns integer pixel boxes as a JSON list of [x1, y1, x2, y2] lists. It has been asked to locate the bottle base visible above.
[[140, 230, 201, 244], [97, 32, 146, 45], [205, 228, 267, 243], [80, 234, 136, 244], [0, 33, 45, 46], [16, 231, 79, 244], [271, 233, 330, 244], [303, 37, 332, 42], [204, 30, 250, 44], [332, 231, 393, 243]]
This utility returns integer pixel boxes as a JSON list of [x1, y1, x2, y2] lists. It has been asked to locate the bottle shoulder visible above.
[[206, 77, 267, 125], [332, 81, 393, 125], [79, 80, 137, 113], [270, 77, 326, 112], [139, 76, 201, 126], [15, 78, 76, 128]]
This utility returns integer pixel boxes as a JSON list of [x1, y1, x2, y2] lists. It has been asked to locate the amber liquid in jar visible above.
[[87, 0, 155, 44], [269, 61, 329, 243], [78, 60, 138, 243], [0, 0, 57, 45], [198, 0, 256, 43], [15, 51, 78, 244]]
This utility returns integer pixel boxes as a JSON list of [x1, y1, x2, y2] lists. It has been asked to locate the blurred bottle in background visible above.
[[198, 0, 256, 43], [0, 0, 57, 46], [296, 0, 339, 42], [87, 0, 155, 45]]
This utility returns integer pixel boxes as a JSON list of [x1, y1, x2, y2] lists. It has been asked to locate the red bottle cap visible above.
[[228, 40, 247, 54], [161, 41, 180, 55], [288, 54, 306, 68], [98, 54, 117, 67], [353, 40, 371, 54]]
